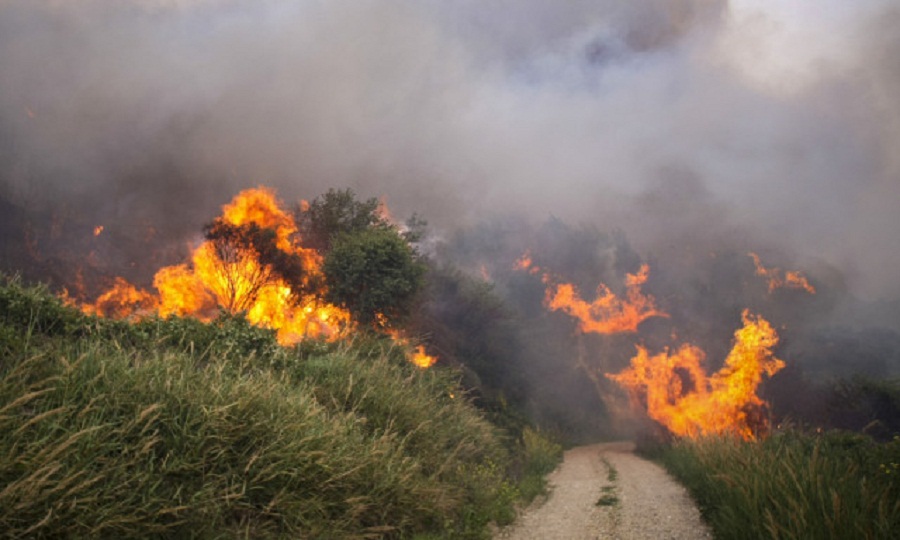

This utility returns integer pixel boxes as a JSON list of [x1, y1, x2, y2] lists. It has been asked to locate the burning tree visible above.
[[70, 187, 350, 345], [608, 310, 785, 440], [515, 248, 789, 440], [202, 220, 312, 313], [66, 186, 436, 367]]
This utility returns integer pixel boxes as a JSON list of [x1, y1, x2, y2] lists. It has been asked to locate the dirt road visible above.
[[496, 442, 712, 540]]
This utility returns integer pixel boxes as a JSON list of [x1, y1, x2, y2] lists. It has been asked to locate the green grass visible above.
[[595, 457, 618, 507], [0, 274, 559, 538], [512, 426, 563, 503], [655, 431, 900, 539]]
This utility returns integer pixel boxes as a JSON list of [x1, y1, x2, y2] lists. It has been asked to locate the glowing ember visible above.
[[93, 225, 104, 237], [410, 344, 438, 369], [608, 310, 785, 440], [513, 251, 540, 275], [74, 187, 352, 345], [749, 252, 815, 294], [546, 264, 668, 334], [386, 327, 438, 369]]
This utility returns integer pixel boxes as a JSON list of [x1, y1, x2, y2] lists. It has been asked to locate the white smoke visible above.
[[1, 0, 898, 299]]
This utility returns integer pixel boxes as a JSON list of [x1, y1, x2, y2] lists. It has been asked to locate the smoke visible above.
[[1, 0, 898, 292]]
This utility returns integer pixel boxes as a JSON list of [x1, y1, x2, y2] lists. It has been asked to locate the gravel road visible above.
[[496, 442, 712, 540]]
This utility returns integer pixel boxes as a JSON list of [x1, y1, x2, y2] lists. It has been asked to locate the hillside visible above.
[[0, 275, 561, 539]]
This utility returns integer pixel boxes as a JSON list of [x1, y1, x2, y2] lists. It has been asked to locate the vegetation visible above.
[[595, 457, 619, 507], [296, 188, 389, 254], [0, 275, 561, 539], [651, 430, 900, 540], [323, 227, 427, 329], [204, 219, 314, 311]]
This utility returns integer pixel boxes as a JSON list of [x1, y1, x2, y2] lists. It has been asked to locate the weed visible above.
[[657, 430, 900, 540], [596, 486, 619, 507]]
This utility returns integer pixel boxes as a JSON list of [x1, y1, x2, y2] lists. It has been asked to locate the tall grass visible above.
[[656, 431, 900, 539], [0, 275, 542, 538]]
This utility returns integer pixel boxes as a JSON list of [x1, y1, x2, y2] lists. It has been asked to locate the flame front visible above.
[[410, 345, 438, 369], [749, 252, 815, 294], [385, 326, 438, 369], [546, 264, 668, 334], [81, 276, 157, 319], [513, 255, 667, 334], [76, 187, 351, 345], [70, 187, 435, 367], [608, 310, 785, 440]]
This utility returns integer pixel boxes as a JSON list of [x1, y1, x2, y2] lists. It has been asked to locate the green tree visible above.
[[323, 227, 426, 328], [296, 188, 388, 254]]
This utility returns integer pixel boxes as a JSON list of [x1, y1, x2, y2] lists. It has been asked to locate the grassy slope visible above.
[[654, 432, 900, 539], [0, 276, 560, 539]]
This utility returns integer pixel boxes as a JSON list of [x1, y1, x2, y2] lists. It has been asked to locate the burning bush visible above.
[[64, 187, 433, 368]]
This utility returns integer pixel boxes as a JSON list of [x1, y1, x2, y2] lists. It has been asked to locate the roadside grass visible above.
[[0, 274, 562, 538], [654, 430, 900, 539], [513, 426, 563, 503]]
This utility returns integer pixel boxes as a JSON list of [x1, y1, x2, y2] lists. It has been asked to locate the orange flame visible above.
[[385, 327, 438, 369], [93, 225, 104, 237], [749, 252, 815, 294], [376, 196, 397, 227], [513, 251, 540, 275], [410, 344, 438, 369], [74, 187, 352, 345], [608, 310, 785, 440], [546, 264, 668, 334], [80, 277, 158, 320]]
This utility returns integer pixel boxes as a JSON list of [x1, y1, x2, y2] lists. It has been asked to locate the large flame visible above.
[[74, 187, 351, 345], [608, 310, 785, 440], [749, 252, 816, 294], [68, 187, 436, 367]]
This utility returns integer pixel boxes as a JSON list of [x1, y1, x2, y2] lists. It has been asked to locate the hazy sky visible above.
[[1, 0, 898, 299]]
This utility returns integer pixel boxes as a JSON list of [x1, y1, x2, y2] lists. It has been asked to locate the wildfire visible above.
[[73, 187, 351, 345], [66, 187, 436, 367], [80, 276, 157, 319], [93, 225, 104, 237], [513, 252, 540, 275], [385, 325, 438, 369], [514, 253, 667, 334], [749, 252, 815, 294], [608, 310, 785, 440], [546, 264, 668, 334], [410, 345, 438, 369]]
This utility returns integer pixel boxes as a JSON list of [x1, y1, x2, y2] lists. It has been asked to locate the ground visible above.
[[496, 442, 712, 540]]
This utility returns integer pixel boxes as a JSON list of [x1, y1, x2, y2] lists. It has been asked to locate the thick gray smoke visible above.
[[1, 0, 899, 302]]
